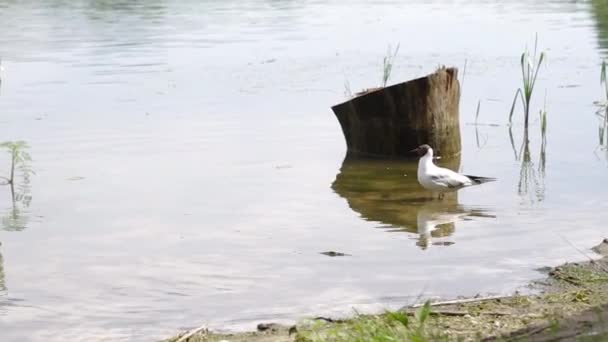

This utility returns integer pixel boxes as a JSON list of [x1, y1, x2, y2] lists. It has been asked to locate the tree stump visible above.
[[331, 67, 461, 158]]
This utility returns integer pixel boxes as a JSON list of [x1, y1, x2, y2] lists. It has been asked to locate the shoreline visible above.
[[166, 239, 608, 342]]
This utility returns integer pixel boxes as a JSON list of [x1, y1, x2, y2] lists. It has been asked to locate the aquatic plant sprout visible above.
[[601, 60, 608, 101], [0, 141, 33, 231], [381, 43, 400, 87], [0, 141, 33, 186], [540, 92, 548, 146], [540, 109, 548, 139], [595, 61, 608, 148], [599, 111, 607, 147], [343, 77, 353, 98], [509, 36, 545, 128]]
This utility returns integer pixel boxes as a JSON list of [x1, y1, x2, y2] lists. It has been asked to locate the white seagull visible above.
[[410, 144, 495, 198]]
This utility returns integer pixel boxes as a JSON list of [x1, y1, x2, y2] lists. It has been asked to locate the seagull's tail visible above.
[[465, 175, 496, 185]]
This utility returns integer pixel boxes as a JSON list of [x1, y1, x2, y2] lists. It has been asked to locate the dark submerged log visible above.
[[331, 67, 461, 158]]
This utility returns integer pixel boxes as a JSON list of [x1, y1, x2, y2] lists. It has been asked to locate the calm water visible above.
[[1, 0, 608, 341]]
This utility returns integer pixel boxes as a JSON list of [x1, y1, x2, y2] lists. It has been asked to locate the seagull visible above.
[[410, 144, 495, 198]]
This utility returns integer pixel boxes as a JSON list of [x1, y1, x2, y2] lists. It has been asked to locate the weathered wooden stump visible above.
[[331, 67, 461, 158]]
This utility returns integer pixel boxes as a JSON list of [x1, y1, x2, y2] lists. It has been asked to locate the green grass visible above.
[[509, 35, 546, 129], [343, 43, 400, 98], [295, 301, 447, 342]]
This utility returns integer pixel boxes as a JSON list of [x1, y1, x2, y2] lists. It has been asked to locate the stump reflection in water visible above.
[[331, 155, 494, 249]]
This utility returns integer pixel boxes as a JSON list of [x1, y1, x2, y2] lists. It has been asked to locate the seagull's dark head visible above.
[[410, 144, 432, 157]]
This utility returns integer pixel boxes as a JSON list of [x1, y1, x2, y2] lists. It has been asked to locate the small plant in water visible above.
[[344, 77, 353, 98], [381, 43, 400, 87], [601, 60, 608, 102], [600, 113, 607, 148], [539, 94, 548, 178], [509, 35, 546, 128], [539, 108, 548, 142], [0, 141, 33, 231], [595, 61, 608, 150], [539, 92, 548, 148], [0, 249, 5, 292], [0, 141, 33, 186]]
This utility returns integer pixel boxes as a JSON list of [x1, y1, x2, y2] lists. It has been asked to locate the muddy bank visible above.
[[166, 239, 608, 342]]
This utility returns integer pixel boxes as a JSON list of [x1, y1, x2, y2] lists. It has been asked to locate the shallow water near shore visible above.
[[1, 0, 608, 341]]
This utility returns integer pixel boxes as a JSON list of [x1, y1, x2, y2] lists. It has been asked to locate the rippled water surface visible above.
[[1, 1, 608, 341]]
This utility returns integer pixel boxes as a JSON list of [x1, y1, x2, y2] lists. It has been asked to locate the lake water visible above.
[[1, 0, 608, 341]]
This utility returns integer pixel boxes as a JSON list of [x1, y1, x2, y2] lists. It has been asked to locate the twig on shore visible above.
[[175, 324, 208, 342], [408, 295, 512, 309], [314, 316, 347, 323], [402, 309, 511, 317], [558, 234, 608, 273]]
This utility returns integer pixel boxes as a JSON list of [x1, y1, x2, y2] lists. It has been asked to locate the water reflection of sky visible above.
[[0, 0, 607, 341]]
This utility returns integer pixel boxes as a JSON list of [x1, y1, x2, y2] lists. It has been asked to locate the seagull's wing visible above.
[[430, 167, 474, 189]]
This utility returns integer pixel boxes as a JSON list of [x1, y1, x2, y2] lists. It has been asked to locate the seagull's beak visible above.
[[409, 147, 419, 154]]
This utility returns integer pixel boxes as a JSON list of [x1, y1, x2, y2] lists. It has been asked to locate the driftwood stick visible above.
[[408, 295, 512, 309], [314, 316, 347, 323], [175, 324, 208, 342], [410, 310, 510, 317]]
